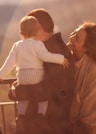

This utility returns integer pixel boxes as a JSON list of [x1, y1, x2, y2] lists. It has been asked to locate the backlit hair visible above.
[[20, 16, 39, 37], [80, 22, 96, 61], [26, 8, 54, 33]]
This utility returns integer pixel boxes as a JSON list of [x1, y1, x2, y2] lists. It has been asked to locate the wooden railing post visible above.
[[0, 78, 17, 134], [1, 105, 6, 134]]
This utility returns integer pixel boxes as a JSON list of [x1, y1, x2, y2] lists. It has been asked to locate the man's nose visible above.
[[70, 31, 76, 39]]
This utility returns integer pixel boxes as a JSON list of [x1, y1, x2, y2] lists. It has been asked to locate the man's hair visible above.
[[20, 16, 39, 37], [26, 8, 54, 33], [81, 22, 96, 61]]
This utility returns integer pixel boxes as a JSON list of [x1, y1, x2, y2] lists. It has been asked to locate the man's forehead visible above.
[[75, 26, 83, 32]]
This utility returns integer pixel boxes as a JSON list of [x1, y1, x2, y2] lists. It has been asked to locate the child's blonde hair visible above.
[[20, 16, 39, 38]]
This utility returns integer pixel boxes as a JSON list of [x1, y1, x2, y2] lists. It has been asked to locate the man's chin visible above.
[[73, 54, 82, 61]]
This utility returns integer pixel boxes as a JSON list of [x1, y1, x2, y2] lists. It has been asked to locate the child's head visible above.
[[19, 16, 40, 39]]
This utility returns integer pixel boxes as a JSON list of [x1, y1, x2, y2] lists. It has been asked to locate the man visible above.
[[68, 22, 96, 134], [0, 129, 2, 134], [10, 8, 75, 134]]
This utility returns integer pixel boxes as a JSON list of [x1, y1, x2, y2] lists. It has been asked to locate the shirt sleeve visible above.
[[0, 43, 17, 78], [35, 41, 64, 64]]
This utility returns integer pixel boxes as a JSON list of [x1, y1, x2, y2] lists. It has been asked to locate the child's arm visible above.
[[0, 43, 17, 78], [35, 41, 67, 65]]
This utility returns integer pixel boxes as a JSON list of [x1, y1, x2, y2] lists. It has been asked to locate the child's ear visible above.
[[20, 32, 24, 39]]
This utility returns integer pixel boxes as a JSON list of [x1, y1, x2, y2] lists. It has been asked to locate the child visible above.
[[0, 16, 69, 115]]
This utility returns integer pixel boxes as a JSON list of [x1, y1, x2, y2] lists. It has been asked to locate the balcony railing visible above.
[[0, 78, 17, 134]]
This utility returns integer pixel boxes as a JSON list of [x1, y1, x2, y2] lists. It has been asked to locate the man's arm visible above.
[[9, 81, 48, 102]]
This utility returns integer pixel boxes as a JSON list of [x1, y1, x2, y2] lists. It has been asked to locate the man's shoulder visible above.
[[44, 33, 67, 53]]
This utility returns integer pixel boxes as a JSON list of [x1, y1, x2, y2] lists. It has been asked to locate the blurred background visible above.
[[0, 0, 96, 133], [0, 0, 96, 69]]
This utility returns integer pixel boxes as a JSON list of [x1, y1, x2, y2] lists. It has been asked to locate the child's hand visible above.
[[63, 58, 70, 68]]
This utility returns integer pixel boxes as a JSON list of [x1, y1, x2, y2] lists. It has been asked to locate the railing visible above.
[[0, 78, 17, 134]]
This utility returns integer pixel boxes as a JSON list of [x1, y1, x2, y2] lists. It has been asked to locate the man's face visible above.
[[68, 27, 87, 61]]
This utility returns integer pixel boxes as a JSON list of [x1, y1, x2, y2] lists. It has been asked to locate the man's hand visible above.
[[8, 80, 17, 100]]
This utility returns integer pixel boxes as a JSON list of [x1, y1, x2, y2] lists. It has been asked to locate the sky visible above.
[[0, 0, 21, 4], [0, 0, 37, 5], [0, 0, 53, 5]]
